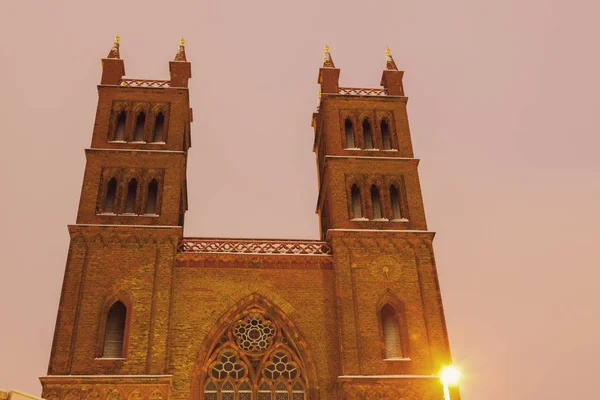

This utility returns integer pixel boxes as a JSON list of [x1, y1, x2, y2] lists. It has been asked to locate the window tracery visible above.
[[202, 310, 307, 400]]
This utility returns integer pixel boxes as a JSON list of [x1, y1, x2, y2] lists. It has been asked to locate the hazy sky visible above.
[[1, 1, 599, 399]]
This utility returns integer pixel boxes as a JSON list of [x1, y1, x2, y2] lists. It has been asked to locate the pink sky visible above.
[[1, 1, 599, 399]]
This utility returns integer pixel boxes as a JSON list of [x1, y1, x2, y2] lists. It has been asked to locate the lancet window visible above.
[[344, 118, 355, 149], [102, 301, 126, 358], [202, 311, 307, 400], [363, 119, 373, 149], [114, 111, 126, 141], [152, 112, 165, 142], [134, 112, 146, 142]]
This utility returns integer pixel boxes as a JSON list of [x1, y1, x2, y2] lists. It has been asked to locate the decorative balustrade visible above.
[[178, 238, 332, 255], [118, 79, 171, 88], [338, 87, 388, 96]]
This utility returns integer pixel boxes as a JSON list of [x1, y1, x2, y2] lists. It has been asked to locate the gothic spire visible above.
[[107, 35, 120, 59], [385, 46, 398, 71], [322, 44, 335, 68], [174, 37, 187, 62]]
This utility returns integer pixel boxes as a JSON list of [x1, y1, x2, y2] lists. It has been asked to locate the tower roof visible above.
[[107, 35, 121, 59], [322, 45, 335, 68], [385, 47, 398, 70], [174, 37, 187, 62]]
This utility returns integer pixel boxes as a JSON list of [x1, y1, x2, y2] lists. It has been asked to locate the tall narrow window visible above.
[[381, 304, 402, 359], [103, 301, 126, 358], [134, 112, 145, 142], [381, 120, 392, 150], [344, 118, 355, 148], [371, 184, 382, 219], [351, 184, 362, 219], [292, 381, 305, 400], [258, 382, 271, 400], [114, 111, 126, 141], [125, 179, 138, 214], [275, 381, 287, 400], [145, 179, 158, 214], [238, 381, 252, 400], [203, 381, 218, 400], [221, 381, 234, 400], [104, 178, 117, 213], [390, 185, 403, 220], [363, 119, 373, 149], [152, 113, 165, 142]]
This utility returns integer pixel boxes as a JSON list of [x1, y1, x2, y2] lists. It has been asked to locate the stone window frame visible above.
[[376, 111, 398, 151], [345, 175, 367, 221], [339, 110, 359, 150], [376, 293, 411, 361], [94, 291, 134, 361], [385, 175, 410, 222]]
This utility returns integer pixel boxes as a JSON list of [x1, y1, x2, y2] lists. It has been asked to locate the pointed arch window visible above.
[[258, 382, 272, 400], [145, 179, 158, 214], [381, 304, 403, 359], [344, 118, 355, 149], [134, 112, 146, 142], [202, 311, 308, 400], [203, 381, 218, 400], [152, 112, 165, 142], [238, 381, 252, 400], [351, 184, 362, 219], [104, 177, 118, 213], [102, 301, 126, 358], [371, 184, 382, 219], [114, 111, 126, 141], [381, 119, 392, 150], [363, 119, 373, 149], [125, 179, 138, 214], [390, 184, 403, 220]]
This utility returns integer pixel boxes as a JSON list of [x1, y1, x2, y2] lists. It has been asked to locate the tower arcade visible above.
[[40, 40, 459, 400]]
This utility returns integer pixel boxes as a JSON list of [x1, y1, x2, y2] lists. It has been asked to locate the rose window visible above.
[[233, 314, 276, 352]]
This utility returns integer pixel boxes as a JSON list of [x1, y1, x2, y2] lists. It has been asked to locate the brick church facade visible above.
[[40, 38, 460, 400]]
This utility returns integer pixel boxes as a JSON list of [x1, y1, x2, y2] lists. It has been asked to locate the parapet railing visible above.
[[178, 238, 332, 256], [119, 79, 171, 88], [338, 87, 388, 96]]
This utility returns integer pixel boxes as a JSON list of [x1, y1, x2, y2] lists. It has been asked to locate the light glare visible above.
[[440, 365, 461, 385]]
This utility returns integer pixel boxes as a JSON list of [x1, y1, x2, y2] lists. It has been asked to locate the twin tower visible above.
[[41, 38, 460, 400]]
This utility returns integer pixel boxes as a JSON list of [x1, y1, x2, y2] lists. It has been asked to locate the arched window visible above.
[[351, 184, 362, 219], [103, 301, 126, 358], [152, 113, 165, 142], [202, 311, 308, 400], [292, 381, 305, 400], [363, 119, 373, 149], [238, 381, 252, 400], [344, 118, 355, 149], [221, 381, 234, 400], [203, 380, 217, 400], [381, 119, 392, 150], [371, 184, 382, 219], [258, 382, 271, 400], [104, 178, 117, 213], [125, 179, 138, 214], [275, 381, 287, 400], [381, 304, 403, 359], [390, 184, 403, 220], [145, 179, 158, 214], [114, 111, 126, 141], [134, 112, 145, 142]]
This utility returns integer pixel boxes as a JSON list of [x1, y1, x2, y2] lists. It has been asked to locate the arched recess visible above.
[[191, 294, 319, 400], [95, 291, 134, 359], [376, 291, 411, 360]]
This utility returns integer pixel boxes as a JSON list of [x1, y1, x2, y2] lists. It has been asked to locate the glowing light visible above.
[[440, 365, 461, 386]]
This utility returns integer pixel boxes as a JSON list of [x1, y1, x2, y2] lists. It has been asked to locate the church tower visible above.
[[41, 37, 192, 398], [40, 40, 460, 400], [312, 46, 460, 399]]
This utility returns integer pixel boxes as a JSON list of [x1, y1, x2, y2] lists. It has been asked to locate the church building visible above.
[[40, 38, 460, 400]]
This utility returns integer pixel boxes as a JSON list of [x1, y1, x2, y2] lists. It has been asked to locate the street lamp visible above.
[[440, 365, 461, 400]]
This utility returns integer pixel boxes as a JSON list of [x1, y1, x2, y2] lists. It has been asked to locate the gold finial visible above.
[[317, 90, 322, 97], [324, 44, 329, 52], [120, 81, 127, 87], [386, 46, 391, 55], [115, 35, 120, 43], [180, 37, 185, 46]]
